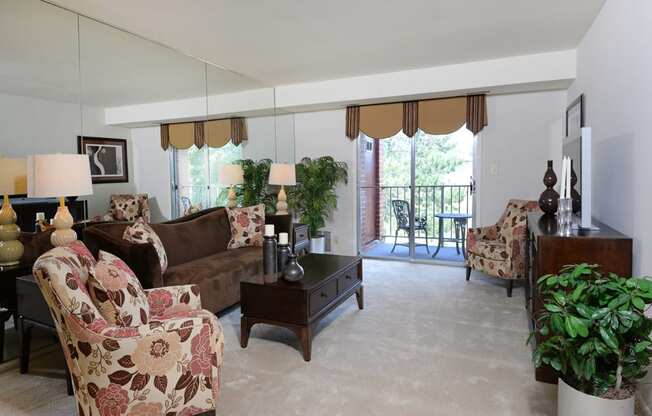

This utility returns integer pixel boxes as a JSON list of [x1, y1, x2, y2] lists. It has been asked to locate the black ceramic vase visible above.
[[263, 235, 277, 275], [570, 162, 581, 214], [283, 254, 304, 282], [538, 160, 559, 216]]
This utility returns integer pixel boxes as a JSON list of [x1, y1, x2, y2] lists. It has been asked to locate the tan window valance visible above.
[[345, 94, 487, 140], [160, 117, 248, 150], [359, 103, 403, 139]]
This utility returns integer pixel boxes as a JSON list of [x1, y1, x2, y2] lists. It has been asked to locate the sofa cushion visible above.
[[88, 251, 150, 326], [226, 204, 265, 249], [123, 218, 168, 273], [163, 247, 264, 313], [151, 208, 232, 268]]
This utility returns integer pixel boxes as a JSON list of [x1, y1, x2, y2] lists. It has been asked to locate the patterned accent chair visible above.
[[97, 194, 151, 223], [465, 199, 539, 297], [33, 241, 223, 416]]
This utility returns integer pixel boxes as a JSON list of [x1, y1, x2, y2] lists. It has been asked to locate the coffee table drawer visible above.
[[309, 279, 337, 316], [338, 265, 359, 294]]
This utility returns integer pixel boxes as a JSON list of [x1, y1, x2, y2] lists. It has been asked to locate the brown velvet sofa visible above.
[[83, 207, 291, 313]]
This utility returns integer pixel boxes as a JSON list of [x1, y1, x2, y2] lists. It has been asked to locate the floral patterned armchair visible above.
[[465, 199, 539, 297], [33, 241, 223, 416], [96, 194, 151, 223]]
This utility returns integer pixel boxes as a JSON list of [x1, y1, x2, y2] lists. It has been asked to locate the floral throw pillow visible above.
[[88, 251, 150, 327], [123, 218, 168, 273], [226, 204, 265, 249]]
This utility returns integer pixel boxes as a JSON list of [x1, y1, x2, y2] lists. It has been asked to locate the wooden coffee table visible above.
[[240, 254, 363, 361]]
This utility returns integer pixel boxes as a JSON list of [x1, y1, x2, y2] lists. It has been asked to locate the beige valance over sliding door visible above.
[[345, 94, 487, 140], [160, 117, 248, 150]]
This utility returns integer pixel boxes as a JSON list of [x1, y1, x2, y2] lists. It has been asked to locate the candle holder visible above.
[[557, 198, 573, 236]]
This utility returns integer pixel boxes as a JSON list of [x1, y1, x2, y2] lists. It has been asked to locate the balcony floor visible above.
[[362, 241, 465, 263]]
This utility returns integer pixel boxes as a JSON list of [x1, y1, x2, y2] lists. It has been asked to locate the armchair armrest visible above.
[[145, 285, 202, 318]]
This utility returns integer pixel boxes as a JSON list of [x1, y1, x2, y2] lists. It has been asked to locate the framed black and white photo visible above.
[[77, 136, 129, 184], [565, 94, 584, 140]]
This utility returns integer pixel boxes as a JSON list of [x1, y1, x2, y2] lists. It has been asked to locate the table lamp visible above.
[[28, 154, 93, 247], [268, 163, 296, 215], [218, 164, 244, 208], [0, 158, 27, 265]]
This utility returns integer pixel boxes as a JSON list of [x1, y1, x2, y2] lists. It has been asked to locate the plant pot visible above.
[[310, 236, 326, 254], [558, 378, 634, 416]]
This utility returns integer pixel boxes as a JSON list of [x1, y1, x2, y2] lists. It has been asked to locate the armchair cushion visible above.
[[89, 251, 150, 327], [467, 240, 508, 262], [146, 284, 202, 318], [123, 218, 168, 273]]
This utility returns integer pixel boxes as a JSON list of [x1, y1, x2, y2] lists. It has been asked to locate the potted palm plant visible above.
[[288, 156, 348, 253], [235, 158, 276, 214], [531, 264, 652, 416]]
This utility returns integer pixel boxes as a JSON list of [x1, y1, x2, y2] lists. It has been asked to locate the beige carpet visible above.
[[0, 259, 558, 415]]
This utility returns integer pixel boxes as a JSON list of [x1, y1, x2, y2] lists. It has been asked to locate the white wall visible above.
[[293, 109, 357, 256], [568, 0, 652, 277], [0, 92, 135, 218], [475, 90, 566, 226], [567, 1, 652, 409], [130, 126, 171, 222]]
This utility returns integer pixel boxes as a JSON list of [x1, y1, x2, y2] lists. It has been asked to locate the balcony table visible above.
[[432, 212, 472, 259]]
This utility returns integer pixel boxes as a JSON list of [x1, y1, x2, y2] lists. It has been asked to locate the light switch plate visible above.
[[489, 163, 498, 176]]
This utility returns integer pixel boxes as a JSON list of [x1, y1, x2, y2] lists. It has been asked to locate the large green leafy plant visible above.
[[532, 264, 652, 397], [288, 156, 348, 237], [236, 159, 276, 213]]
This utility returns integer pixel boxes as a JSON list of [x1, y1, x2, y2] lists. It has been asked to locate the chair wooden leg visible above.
[[465, 266, 471, 281], [391, 229, 399, 253], [506, 280, 514, 297]]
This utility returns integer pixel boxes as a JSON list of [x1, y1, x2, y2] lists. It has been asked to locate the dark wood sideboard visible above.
[[525, 212, 633, 384]]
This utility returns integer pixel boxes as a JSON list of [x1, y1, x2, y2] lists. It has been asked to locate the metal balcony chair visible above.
[[390, 199, 430, 253]]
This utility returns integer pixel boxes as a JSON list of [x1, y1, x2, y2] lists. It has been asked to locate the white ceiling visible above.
[[49, 0, 604, 86]]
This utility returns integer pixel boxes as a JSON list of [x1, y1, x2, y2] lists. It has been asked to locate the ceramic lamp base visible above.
[[50, 199, 77, 247], [275, 185, 289, 215], [0, 196, 24, 265]]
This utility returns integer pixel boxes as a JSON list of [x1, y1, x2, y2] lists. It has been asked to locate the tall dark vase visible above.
[[570, 162, 581, 214], [263, 235, 277, 275], [538, 160, 559, 215]]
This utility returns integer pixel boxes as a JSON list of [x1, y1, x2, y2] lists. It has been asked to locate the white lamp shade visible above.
[[0, 158, 27, 195], [218, 164, 244, 185], [28, 154, 93, 198], [269, 163, 296, 186]]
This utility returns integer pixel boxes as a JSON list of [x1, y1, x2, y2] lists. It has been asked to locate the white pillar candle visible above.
[[559, 157, 567, 199], [278, 232, 289, 245], [566, 157, 571, 198], [264, 224, 275, 237]]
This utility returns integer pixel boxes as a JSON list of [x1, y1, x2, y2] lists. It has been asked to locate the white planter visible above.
[[310, 236, 326, 253], [558, 378, 634, 416]]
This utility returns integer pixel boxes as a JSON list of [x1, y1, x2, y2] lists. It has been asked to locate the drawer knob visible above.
[[320, 292, 327, 298], [345, 275, 352, 280]]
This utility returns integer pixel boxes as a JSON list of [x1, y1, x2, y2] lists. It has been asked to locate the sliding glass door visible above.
[[358, 127, 475, 264]]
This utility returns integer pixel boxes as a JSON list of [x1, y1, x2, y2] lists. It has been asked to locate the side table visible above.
[[16, 274, 73, 395], [0, 262, 32, 363]]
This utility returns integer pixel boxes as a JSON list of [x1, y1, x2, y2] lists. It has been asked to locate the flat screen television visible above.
[[562, 127, 596, 229]]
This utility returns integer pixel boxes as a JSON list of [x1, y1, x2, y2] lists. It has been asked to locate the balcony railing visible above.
[[361, 184, 473, 244]]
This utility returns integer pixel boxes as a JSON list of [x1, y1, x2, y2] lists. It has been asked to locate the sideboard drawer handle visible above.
[[345, 274, 352, 280], [320, 292, 327, 298]]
